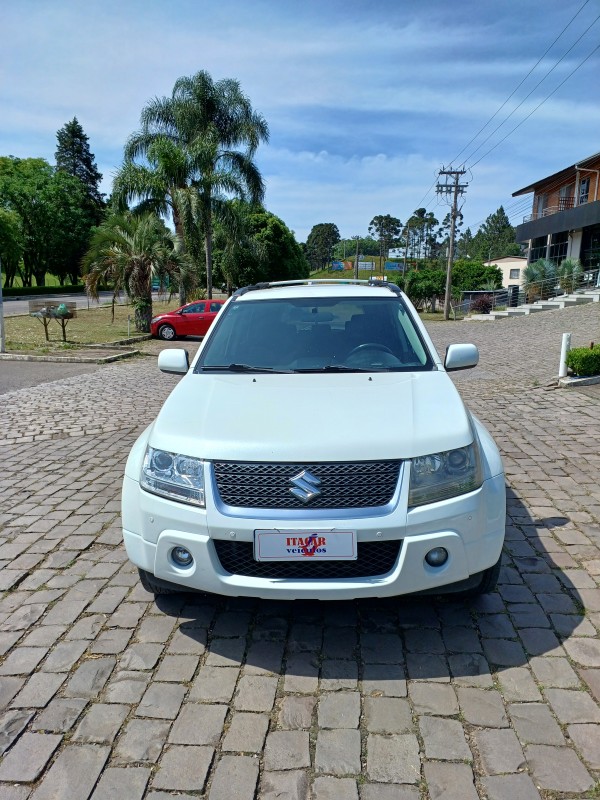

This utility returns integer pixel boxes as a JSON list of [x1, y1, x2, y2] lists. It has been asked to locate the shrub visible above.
[[470, 294, 494, 314], [566, 344, 600, 377]]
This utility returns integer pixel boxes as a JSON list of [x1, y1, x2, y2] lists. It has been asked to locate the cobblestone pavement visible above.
[[0, 304, 599, 799]]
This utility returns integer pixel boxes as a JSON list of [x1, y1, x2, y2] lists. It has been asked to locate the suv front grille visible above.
[[213, 540, 401, 579], [213, 461, 401, 509]]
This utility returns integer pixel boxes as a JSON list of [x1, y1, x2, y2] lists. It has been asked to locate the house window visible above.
[[579, 177, 590, 205], [509, 269, 520, 279]]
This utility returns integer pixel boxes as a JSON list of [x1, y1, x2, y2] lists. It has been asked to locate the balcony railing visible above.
[[523, 196, 576, 222]]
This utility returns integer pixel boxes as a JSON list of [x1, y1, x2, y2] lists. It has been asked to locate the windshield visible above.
[[195, 296, 434, 373]]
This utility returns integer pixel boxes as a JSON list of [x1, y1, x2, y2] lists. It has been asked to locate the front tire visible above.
[[138, 568, 184, 595], [158, 324, 176, 341], [460, 555, 502, 598]]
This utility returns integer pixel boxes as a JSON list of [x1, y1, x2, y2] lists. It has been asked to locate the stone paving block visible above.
[[136, 682, 186, 719], [419, 716, 472, 761], [508, 703, 565, 745], [167, 628, 207, 655], [63, 656, 115, 698], [208, 755, 259, 800], [41, 640, 88, 672], [361, 663, 407, 696], [360, 634, 404, 664], [72, 702, 128, 743], [363, 696, 412, 733], [408, 682, 458, 716], [544, 687, 600, 723], [151, 745, 214, 792], [563, 637, 600, 667], [278, 696, 315, 729], [405, 653, 450, 682], [481, 638, 526, 667], [423, 762, 478, 800], [283, 653, 319, 693], [169, 703, 227, 746], [530, 655, 580, 687], [447, 653, 493, 687], [480, 773, 542, 800], [64, 615, 104, 641], [189, 666, 239, 702], [313, 776, 358, 800], [0, 732, 62, 782], [0, 647, 47, 675], [360, 786, 420, 800], [31, 697, 87, 732], [27, 744, 110, 800], [90, 766, 150, 800], [89, 629, 133, 655], [114, 718, 171, 763], [315, 729, 361, 775], [259, 770, 309, 800], [264, 731, 310, 770], [442, 626, 482, 653], [10, 672, 65, 709], [104, 602, 146, 628], [41, 600, 88, 627], [222, 712, 269, 752], [103, 670, 150, 703], [525, 744, 594, 793], [136, 615, 178, 643], [119, 643, 163, 670], [580, 667, 600, 702], [496, 666, 542, 701], [154, 654, 199, 682], [0, 710, 33, 755], [234, 675, 278, 712], [567, 723, 600, 769], [320, 659, 358, 689], [0, 783, 31, 799], [456, 687, 508, 727], [318, 692, 360, 728], [205, 637, 246, 667], [243, 640, 284, 676], [473, 728, 526, 774], [366, 734, 420, 784]]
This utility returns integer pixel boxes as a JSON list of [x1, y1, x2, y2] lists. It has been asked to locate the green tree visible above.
[[456, 227, 474, 260], [114, 70, 269, 300], [404, 268, 446, 310], [0, 208, 24, 288], [213, 203, 308, 290], [55, 117, 105, 216], [83, 212, 188, 331], [0, 156, 93, 286], [368, 214, 402, 262], [451, 259, 502, 291], [332, 236, 379, 260], [470, 206, 520, 261], [305, 223, 340, 271], [523, 258, 557, 301]]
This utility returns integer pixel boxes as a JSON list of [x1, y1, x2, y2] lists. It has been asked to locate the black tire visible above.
[[460, 554, 502, 598], [158, 324, 177, 341], [138, 568, 184, 595]]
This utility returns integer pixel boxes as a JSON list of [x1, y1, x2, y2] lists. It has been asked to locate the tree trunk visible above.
[[134, 289, 153, 333], [205, 209, 213, 299], [173, 211, 187, 306]]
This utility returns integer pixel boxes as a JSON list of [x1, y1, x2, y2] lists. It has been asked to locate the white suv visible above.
[[122, 280, 505, 600]]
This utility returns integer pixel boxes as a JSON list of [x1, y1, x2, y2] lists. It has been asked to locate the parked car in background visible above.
[[150, 300, 225, 340], [125, 279, 506, 600]]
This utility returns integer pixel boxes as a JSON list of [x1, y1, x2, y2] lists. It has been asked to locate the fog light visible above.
[[425, 547, 448, 567], [171, 546, 193, 567]]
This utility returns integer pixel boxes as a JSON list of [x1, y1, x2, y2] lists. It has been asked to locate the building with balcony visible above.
[[513, 151, 600, 271]]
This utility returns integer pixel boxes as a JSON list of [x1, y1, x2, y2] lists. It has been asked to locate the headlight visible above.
[[140, 447, 205, 507], [408, 442, 483, 508], [150, 316, 163, 324]]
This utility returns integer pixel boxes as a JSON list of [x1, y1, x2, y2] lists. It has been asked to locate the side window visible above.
[[182, 303, 202, 314], [209, 302, 222, 312]]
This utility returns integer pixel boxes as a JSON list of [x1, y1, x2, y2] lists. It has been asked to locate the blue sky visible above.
[[2, 0, 599, 242]]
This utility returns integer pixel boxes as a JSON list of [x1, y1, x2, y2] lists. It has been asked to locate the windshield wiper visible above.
[[293, 365, 372, 373], [201, 363, 293, 373]]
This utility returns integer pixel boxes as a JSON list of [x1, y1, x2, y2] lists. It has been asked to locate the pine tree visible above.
[[55, 118, 104, 211], [470, 206, 520, 261]]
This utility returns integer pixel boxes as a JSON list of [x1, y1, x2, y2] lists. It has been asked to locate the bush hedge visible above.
[[469, 294, 494, 314], [2, 284, 85, 297], [566, 344, 600, 377]]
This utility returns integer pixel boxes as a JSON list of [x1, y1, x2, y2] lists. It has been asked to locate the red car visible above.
[[150, 300, 225, 340]]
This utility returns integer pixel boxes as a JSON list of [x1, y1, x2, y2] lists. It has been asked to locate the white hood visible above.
[[149, 371, 473, 462]]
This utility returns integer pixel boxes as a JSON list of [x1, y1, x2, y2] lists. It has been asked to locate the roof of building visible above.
[[512, 151, 600, 197], [483, 256, 527, 264]]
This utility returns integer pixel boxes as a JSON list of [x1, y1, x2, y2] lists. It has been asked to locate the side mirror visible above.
[[444, 343, 479, 371], [158, 348, 189, 375]]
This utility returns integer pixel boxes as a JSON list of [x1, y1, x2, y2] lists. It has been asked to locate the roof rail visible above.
[[232, 278, 403, 298]]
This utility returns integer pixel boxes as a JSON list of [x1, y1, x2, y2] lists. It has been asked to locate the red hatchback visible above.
[[150, 300, 225, 340]]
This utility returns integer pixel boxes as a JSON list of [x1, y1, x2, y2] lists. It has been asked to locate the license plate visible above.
[[254, 530, 357, 561]]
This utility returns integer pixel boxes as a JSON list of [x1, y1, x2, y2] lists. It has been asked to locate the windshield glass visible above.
[[195, 296, 434, 373]]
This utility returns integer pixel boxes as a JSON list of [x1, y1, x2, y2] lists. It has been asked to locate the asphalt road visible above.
[[0, 360, 103, 395]]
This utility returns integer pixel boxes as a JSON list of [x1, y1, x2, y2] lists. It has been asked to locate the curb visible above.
[[0, 350, 141, 364], [558, 374, 600, 388]]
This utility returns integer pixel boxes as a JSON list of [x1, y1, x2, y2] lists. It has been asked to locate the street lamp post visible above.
[[0, 257, 5, 354]]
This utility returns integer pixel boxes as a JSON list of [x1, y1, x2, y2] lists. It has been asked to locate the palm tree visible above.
[[114, 70, 269, 299], [557, 258, 583, 294], [523, 258, 557, 302], [82, 212, 187, 332]]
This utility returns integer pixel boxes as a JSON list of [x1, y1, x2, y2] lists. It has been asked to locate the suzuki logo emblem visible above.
[[289, 469, 321, 504]]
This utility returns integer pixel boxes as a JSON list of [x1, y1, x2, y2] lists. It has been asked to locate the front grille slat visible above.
[[213, 460, 401, 509], [214, 540, 401, 579]]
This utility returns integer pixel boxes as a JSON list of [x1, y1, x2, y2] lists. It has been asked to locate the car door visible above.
[[177, 303, 206, 336], [200, 301, 223, 335]]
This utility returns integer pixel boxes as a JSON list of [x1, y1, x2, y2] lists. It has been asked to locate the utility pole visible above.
[[353, 236, 360, 280], [0, 257, 5, 354], [436, 167, 468, 320]]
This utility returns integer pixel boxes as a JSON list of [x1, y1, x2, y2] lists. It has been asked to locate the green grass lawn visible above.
[[4, 299, 180, 352]]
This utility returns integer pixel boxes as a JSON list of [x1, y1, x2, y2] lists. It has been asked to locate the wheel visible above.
[[138, 568, 184, 595], [158, 324, 177, 341]]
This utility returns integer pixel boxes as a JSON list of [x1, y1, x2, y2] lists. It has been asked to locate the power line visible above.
[[469, 42, 600, 168], [464, 14, 600, 166], [452, 0, 592, 164]]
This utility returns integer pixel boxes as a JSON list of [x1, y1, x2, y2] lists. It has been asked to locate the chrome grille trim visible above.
[[212, 460, 402, 511]]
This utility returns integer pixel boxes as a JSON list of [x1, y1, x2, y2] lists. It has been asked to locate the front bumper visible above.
[[122, 466, 506, 600]]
